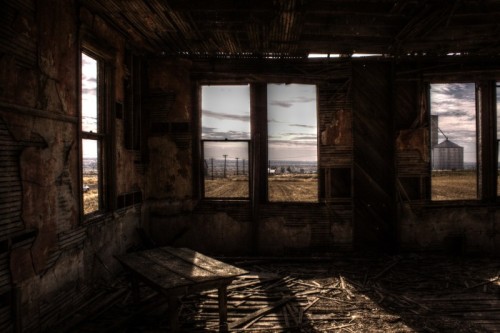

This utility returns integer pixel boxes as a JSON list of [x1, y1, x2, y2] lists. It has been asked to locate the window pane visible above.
[[82, 139, 100, 214], [203, 141, 249, 198], [201, 85, 250, 140], [430, 83, 477, 200], [267, 84, 318, 202], [82, 53, 98, 133]]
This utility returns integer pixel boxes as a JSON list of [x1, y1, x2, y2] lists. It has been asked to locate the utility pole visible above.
[[242, 159, 245, 175], [236, 157, 239, 175], [223, 154, 227, 178], [210, 158, 214, 180]]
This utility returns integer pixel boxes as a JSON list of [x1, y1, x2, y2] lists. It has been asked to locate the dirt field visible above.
[[83, 175, 99, 214], [431, 170, 477, 200], [83, 171, 480, 211], [204, 174, 318, 201]]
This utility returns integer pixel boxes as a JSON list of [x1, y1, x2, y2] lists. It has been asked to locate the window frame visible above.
[[201, 139, 252, 200], [425, 78, 500, 204], [80, 40, 116, 221], [199, 83, 253, 201], [266, 83, 319, 203], [427, 81, 479, 202], [197, 81, 319, 204]]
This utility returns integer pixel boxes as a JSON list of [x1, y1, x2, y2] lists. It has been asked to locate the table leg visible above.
[[218, 285, 228, 332], [130, 273, 140, 303], [168, 296, 181, 333]]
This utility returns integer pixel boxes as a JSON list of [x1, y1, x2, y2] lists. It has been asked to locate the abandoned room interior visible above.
[[2, 0, 500, 332]]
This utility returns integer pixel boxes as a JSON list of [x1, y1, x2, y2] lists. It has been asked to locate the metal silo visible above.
[[431, 139, 464, 170]]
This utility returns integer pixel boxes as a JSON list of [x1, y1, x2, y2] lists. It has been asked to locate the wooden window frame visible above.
[[80, 39, 116, 221]]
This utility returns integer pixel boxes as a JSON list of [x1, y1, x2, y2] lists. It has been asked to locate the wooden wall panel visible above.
[[0, 118, 24, 239], [352, 62, 396, 250], [394, 81, 429, 202]]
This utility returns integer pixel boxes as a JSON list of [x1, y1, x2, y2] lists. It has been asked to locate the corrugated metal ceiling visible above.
[[81, 0, 500, 59]]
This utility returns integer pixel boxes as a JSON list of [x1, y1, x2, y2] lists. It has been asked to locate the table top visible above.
[[116, 246, 248, 293]]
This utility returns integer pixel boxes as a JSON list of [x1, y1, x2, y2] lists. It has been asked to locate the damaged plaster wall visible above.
[[143, 60, 354, 256], [0, 1, 141, 331], [399, 205, 500, 254], [394, 75, 500, 255]]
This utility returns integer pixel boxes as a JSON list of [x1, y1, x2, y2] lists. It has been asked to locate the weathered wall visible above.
[[0, 1, 141, 331], [144, 57, 500, 257], [394, 62, 500, 255], [399, 205, 500, 254], [143, 59, 354, 256]]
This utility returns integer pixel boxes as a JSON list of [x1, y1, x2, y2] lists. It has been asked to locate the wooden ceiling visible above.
[[81, 0, 500, 59]]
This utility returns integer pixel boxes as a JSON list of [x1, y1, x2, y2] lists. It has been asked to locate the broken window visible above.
[[430, 83, 477, 200], [81, 51, 108, 215], [267, 84, 318, 202], [201, 85, 250, 199]]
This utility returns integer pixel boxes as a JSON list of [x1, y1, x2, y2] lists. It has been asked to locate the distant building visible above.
[[430, 115, 464, 170], [432, 139, 464, 170]]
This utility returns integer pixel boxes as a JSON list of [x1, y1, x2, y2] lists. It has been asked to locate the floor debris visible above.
[[66, 253, 499, 332]]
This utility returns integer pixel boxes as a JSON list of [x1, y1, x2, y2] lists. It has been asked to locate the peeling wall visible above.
[[2, 1, 500, 331], [142, 59, 354, 256], [0, 1, 141, 331], [399, 206, 500, 254]]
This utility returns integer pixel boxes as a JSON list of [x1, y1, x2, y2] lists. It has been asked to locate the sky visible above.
[[81, 53, 98, 158], [267, 84, 317, 162], [81, 57, 487, 165], [201, 83, 318, 162], [430, 83, 476, 163]]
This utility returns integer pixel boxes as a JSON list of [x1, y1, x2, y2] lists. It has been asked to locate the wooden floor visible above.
[[63, 253, 500, 332]]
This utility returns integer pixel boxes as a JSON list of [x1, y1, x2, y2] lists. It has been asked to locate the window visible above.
[[201, 85, 250, 199], [267, 84, 318, 202], [430, 83, 477, 200], [200, 83, 319, 202], [81, 51, 109, 215]]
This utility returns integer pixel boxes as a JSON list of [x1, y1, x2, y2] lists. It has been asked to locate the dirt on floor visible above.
[[62, 253, 499, 333]]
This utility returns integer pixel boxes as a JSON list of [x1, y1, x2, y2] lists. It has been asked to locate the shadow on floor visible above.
[[61, 253, 499, 332]]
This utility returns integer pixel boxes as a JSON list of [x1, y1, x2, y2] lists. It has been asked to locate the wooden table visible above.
[[115, 246, 247, 332]]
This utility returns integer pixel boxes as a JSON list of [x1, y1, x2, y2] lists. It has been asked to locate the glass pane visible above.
[[203, 141, 249, 198], [201, 85, 250, 140], [82, 139, 100, 214], [430, 83, 477, 200], [267, 84, 318, 202], [82, 53, 98, 133]]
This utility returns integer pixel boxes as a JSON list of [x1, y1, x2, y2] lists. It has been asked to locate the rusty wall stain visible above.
[[320, 109, 352, 146], [395, 127, 429, 162]]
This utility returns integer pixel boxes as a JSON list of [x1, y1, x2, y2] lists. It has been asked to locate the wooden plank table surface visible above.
[[115, 246, 248, 332]]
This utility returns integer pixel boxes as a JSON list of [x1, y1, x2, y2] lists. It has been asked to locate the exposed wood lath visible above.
[[81, 0, 500, 58]]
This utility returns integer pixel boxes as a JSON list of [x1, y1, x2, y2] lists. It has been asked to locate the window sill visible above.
[[82, 211, 113, 225]]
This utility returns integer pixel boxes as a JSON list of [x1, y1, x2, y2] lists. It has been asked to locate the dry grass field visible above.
[[83, 175, 99, 214], [431, 170, 477, 200], [204, 174, 318, 202], [268, 174, 318, 202], [83, 171, 480, 212]]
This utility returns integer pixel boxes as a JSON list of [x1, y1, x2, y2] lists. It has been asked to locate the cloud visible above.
[[269, 101, 293, 108], [202, 126, 250, 140], [269, 96, 316, 108], [290, 124, 316, 129], [268, 139, 317, 146], [202, 109, 250, 122], [82, 88, 96, 95]]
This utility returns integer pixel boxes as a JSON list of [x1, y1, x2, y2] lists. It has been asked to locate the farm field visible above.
[[204, 174, 318, 202], [83, 171, 483, 210], [83, 175, 99, 214], [431, 170, 477, 200]]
